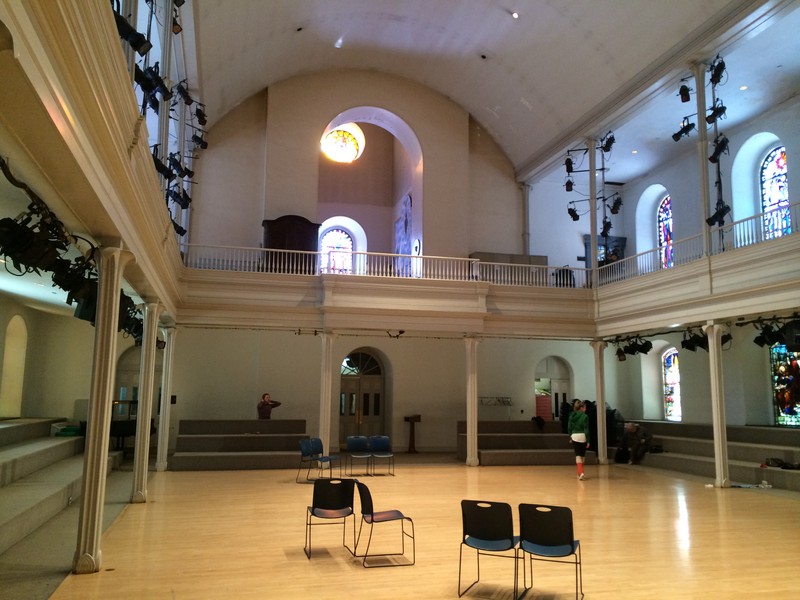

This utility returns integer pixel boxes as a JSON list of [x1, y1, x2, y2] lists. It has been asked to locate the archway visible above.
[[0, 315, 27, 418], [534, 355, 572, 425], [115, 345, 164, 420], [337, 348, 387, 447]]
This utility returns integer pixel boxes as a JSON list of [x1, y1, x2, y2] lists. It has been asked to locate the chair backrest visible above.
[[461, 500, 514, 544], [355, 481, 374, 516], [519, 503, 575, 547], [368, 435, 391, 452], [311, 478, 355, 511], [299, 438, 316, 458], [346, 436, 370, 452], [309, 437, 325, 455]]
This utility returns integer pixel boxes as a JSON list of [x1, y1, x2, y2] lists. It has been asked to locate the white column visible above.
[[590, 339, 608, 464], [703, 321, 730, 487], [73, 246, 134, 574], [464, 336, 480, 467], [131, 302, 163, 502], [156, 326, 178, 472], [319, 332, 335, 452]]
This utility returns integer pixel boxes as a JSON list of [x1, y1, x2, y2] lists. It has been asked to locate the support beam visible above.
[[464, 336, 480, 466], [156, 326, 177, 472], [703, 321, 730, 488]]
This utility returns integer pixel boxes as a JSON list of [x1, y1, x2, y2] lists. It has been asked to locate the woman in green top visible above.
[[568, 400, 590, 480]]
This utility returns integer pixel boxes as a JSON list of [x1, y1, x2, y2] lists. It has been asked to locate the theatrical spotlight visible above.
[[565, 177, 574, 192], [708, 134, 729, 163], [168, 153, 194, 178], [600, 132, 615, 153], [607, 195, 623, 215], [678, 84, 692, 103], [175, 81, 194, 105], [151, 146, 175, 182], [706, 203, 731, 227], [0, 213, 68, 274], [753, 322, 783, 347], [616, 347, 626, 362], [672, 119, 695, 142], [192, 132, 208, 150], [172, 220, 187, 236], [195, 105, 207, 126], [705, 101, 727, 124], [114, 12, 152, 57], [709, 55, 726, 86], [681, 329, 708, 352], [144, 62, 172, 101], [50, 255, 97, 306], [172, 15, 182, 35], [600, 217, 612, 238], [568, 205, 580, 221], [565, 156, 574, 174]]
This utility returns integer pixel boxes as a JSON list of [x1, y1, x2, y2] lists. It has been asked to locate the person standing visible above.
[[257, 393, 281, 420], [568, 400, 590, 480]]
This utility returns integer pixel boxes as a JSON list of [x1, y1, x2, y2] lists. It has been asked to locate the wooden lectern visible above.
[[404, 414, 421, 454]]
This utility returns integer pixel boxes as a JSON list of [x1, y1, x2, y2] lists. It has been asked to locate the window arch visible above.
[[320, 228, 354, 273], [662, 347, 681, 422], [760, 145, 789, 239], [657, 195, 674, 268]]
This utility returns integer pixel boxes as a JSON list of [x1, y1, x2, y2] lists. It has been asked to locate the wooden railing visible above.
[[182, 201, 796, 289]]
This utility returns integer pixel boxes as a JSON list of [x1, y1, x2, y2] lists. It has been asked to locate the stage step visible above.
[[479, 449, 598, 466], [170, 451, 298, 471], [0, 436, 85, 487]]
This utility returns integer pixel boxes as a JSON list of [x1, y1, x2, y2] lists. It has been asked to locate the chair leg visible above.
[[458, 544, 482, 597], [303, 510, 312, 558]]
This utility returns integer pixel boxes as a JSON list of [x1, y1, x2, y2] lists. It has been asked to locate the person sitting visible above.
[[257, 393, 281, 420], [622, 422, 653, 464]]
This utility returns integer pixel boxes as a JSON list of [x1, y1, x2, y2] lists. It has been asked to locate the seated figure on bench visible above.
[[623, 422, 652, 465], [257, 393, 282, 420]]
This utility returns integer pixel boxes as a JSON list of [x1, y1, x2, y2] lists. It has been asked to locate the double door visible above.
[[339, 375, 384, 447]]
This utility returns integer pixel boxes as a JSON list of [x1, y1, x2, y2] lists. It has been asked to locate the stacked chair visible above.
[[296, 437, 340, 483]]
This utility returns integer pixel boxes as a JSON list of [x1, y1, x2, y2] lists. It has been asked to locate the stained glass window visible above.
[[657, 195, 674, 268], [760, 146, 789, 239], [770, 344, 800, 426], [663, 348, 681, 422], [320, 228, 353, 274]]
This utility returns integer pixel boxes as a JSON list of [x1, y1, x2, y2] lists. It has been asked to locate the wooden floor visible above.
[[50, 456, 800, 599]]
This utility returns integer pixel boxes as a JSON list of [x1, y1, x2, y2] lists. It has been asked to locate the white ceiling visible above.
[[186, 0, 800, 183]]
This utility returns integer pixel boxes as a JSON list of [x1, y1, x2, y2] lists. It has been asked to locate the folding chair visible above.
[[368, 435, 394, 476], [518, 503, 583, 599], [304, 478, 356, 558], [458, 499, 519, 597], [354, 481, 415, 567]]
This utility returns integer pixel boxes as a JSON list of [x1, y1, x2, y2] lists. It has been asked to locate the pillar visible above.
[[590, 339, 609, 464], [703, 321, 730, 487], [155, 326, 177, 472], [464, 336, 480, 466], [319, 332, 335, 452], [73, 246, 134, 574]]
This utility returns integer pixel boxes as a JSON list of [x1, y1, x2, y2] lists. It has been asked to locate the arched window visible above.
[[760, 146, 789, 239], [770, 344, 800, 427], [663, 348, 681, 421], [320, 228, 354, 274], [657, 195, 674, 268]]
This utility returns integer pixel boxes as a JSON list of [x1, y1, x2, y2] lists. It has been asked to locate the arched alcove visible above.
[[635, 183, 669, 254], [534, 355, 573, 421], [731, 132, 781, 219]]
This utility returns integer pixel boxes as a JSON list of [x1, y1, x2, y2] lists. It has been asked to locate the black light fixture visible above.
[[678, 84, 692, 103], [706, 203, 731, 227], [114, 12, 152, 57], [600, 217, 612, 238], [681, 329, 709, 352], [565, 156, 574, 174], [192, 132, 208, 149], [567, 206, 579, 221], [175, 81, 194, 106], [709, 55, 726, 86], [565, 177, 574, 192], [600, 132, 615, 153], [195, 105, 207, 126], [167, 185, 191, 209], [672, 119, 696, 142], [152, 145, 175, 181], [168, 153, 194, 178], [706, 101, 727, 124], [171, 12, 182, 35], [607, 194, 623, 215], [754, 322, 784, 347], [616, 347, 626, 362], [174, 0, 186, 6], [708, 134, 729, 163], [171, 220, 187, 236]]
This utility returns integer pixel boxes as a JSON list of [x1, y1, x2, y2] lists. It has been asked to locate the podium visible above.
[[404, 414, 421, 454]]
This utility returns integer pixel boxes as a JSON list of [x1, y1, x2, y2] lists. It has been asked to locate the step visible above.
[[174, 433, 307, 453], [0, 418, 66, 449], [178, 419, 307, 435], [0, 436, 85, 488], [478, 449, 598, 466], [653, 435, 800, 465], [169, 451, 298, 471]]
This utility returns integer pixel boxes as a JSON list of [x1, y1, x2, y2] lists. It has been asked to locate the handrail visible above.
[[182, 201, 796, 289]]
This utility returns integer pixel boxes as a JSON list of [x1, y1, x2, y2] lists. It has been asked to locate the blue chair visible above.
[[345, 436, 372, 476], [296, 438, 318, 483], [354, 481, 415, 568], [458, 499, 519, 597], [304, 478, 356, 558], [297, 437, 340, 482], [368, 435, 394, 476], [517, 503, 583, 599]]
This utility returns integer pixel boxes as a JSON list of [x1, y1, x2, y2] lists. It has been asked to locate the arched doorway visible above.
[[534, 355, 572, 422], [115, 345, 164, 420], [0, 315, 27, 418], [338, 349, 386, 447]]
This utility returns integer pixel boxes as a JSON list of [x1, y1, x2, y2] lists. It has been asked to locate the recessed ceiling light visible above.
[[631, 149, 638, 154], [511, 11, 519, 19], [334, 37, 343, 49], [739, 85, 748, 91]]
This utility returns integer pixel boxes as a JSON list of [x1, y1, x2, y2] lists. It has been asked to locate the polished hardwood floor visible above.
[[50, 456, 800, 599]]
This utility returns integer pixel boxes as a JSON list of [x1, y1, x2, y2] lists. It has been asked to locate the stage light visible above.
[[167, 186, 191, 209], [152, 149, 175, 182], [51, 256, 97, 305], [175, 81, 194, 106], [143, 62, 172, 101], [565, 156, 574, 173], [681, 329, 709, 352], [672, 119, 695, 142], [706, 203, 730, 227], [568, 206, 579, 221], [114, 12, 152, 57], [172, 220, 187, 236], [565, 178, 574, 192], [600, 132, 615, 153], [708, 134, 729, 163], [616, 347, 626, 361], [168, 153, 194, 178], [678, 84, 691, 103], [195, 105, 207, 126], [608, 195, 623, 215], [172, 15, 182, 35], [709, 56, 726, 86], [192, 132, 208, 149], [705, 102, 727, 124], [601, 218, 612, 238]]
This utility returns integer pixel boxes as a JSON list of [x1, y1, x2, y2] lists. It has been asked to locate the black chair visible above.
[[458, 500, 519, 597], [354, 481, 415, 568], [345, 436, 372, 476], [368, 435, 394, 476], [518, 503, 583, 599], [304, 478, 356, 558]]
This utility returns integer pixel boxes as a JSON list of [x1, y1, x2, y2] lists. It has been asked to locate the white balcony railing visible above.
[[182, 201, 797, 289]]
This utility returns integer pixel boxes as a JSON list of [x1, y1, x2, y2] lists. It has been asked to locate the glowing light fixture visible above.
[[320, 123, 365, 163]]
